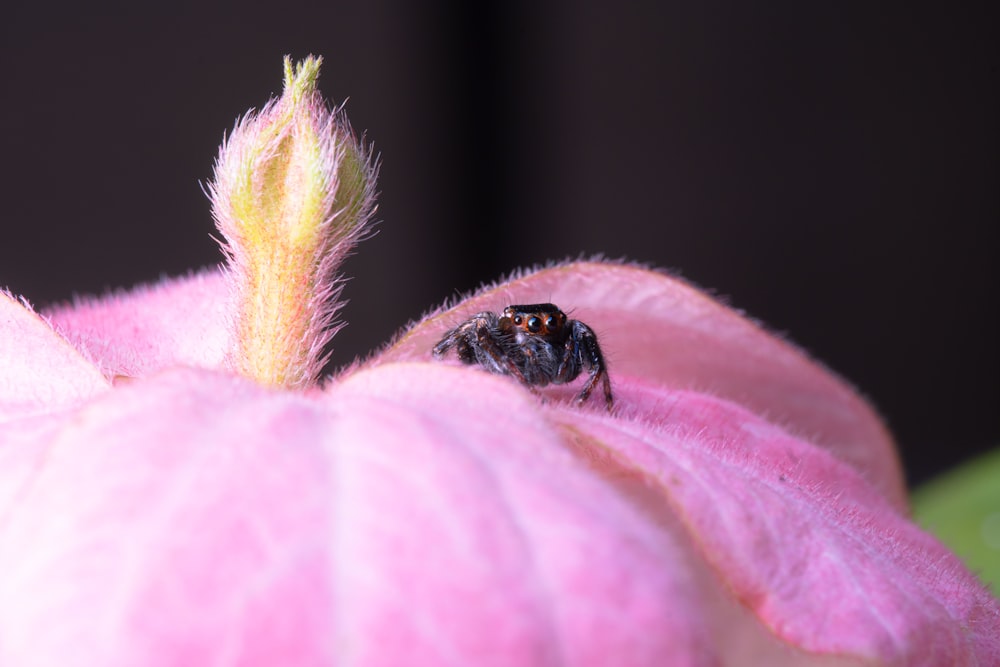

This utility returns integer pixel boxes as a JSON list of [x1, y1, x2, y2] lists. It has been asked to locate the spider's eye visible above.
[[545, 315, 558, 329], [513, 315, 523, 326], [527, 316, 542, 333]]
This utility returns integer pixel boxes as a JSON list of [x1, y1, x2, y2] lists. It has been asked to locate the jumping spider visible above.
[[432, 303, 613, 409]]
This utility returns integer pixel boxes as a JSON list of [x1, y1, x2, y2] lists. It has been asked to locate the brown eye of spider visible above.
[[545, 315, 558, 329], [527, 316, 542, 333], [513, 315, 523, 325]]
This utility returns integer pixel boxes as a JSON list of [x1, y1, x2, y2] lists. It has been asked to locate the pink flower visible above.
[[1, 57, 997, 666]]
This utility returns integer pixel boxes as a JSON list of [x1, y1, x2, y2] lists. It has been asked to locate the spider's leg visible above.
[[433, 312, 494, 362], [600, 371, 613, 409], [555, 335, 581, 384], [569, 321, 614, 410], [432, 324, 466, 357], [576, 367, 613, 410], [473, 320, 530, 385]]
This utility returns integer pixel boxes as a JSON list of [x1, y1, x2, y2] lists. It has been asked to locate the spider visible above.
[[432, 303, 613, 409]]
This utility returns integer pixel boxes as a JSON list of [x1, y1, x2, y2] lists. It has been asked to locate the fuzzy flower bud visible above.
[[208, 55, 377, 388]]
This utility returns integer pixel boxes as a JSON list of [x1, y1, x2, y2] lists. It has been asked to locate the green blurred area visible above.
[[911, 447, 1000, 595]]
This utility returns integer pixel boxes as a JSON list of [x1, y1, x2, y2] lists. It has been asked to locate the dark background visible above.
[[1, 3, 996, 486]]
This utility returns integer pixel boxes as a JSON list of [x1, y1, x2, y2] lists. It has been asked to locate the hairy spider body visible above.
[[433, 303, 613, 409]]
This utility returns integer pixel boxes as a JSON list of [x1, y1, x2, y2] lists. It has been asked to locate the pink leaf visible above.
[[1, 261, 997, 666], [43, 269, 232, 379]]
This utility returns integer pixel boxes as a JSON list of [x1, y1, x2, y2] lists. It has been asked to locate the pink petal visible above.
[[382, 261, 905, 508], [43, 269, 232, 379], [1, 364, 996, 666], [0, 290, 108, 420], [546, 378, 1000, 664], [3, 260, 995, 665]]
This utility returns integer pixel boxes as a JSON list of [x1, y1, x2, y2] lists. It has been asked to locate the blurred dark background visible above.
[[1, 2, 996, 487]]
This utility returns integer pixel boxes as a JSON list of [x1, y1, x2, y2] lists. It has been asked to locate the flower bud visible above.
[[208, 56, 377, 388]]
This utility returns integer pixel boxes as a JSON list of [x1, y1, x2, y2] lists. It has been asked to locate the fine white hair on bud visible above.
[[207, 55, 378, 389]]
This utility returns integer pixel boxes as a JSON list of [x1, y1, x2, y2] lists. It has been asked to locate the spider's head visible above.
[[501, 304, 567, 338]]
